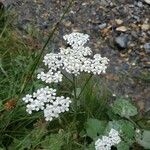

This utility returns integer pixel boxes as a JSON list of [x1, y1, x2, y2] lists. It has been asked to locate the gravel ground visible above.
[[3, 0, 150, 111]]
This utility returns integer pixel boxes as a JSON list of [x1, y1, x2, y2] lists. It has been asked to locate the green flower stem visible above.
[[72, 74, 93, 122], [127, 117, 141, 129], [72, 74, 78, 123], [77, 74, 93, 100], [62, 72, 73, 84], [73, 75, 77, 103]]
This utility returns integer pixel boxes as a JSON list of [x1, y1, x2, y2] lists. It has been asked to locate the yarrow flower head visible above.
[[22, 87, 71, 121], [63, 32, 89, 48], [95, 129, 121, 150], [22, 32, 109, 121], [37, 32, 109, 81]]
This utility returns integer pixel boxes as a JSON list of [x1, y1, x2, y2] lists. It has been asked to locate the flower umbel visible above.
[[22, 87, 71, 121], [37, 32, 109, 79], [95, 129, 121, 150]]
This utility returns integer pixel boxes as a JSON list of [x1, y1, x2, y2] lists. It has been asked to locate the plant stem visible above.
[[72, 74, 78, 121], [77, 74, 93, 99], [73, 75, 77, 99], [127, 117, 141, 129], [62, 72, 73, 84]]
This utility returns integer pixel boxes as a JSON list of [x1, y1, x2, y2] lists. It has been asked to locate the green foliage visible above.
[[0, 2, 5, 31], [112, 98, 138, 118], [85, 118, 136, 149], [41, 133, 65, 150], [136, 130, 150, 149], [0, 10, 43, 149], [85, 118, 107, 139], [78, 75, 111, 118], [117, 141, 130, 150]]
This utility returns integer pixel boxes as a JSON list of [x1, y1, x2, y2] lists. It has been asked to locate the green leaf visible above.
[[9, 137, 32, 150], [87, 142, 95, 150], [112, 98, 138, 118], [30, 124, 47, 147], [41, 133, 65, 150], [117, 141, 130, 150], [0, 101, 3, 111], [107, 108, 120, 120], [136, 130, 150, 149], [72, 88, 81, 97], [106, 120, 135, 145], [85, 118, 107, 139]]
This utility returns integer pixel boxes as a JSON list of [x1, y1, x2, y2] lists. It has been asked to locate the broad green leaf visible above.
[[107, 108, 120, 120], [112, 98, 138, 118], [41, 133, 65, 150], [85, 118, 107, 139], [117, 141, 130, 150], [136, 130, 150, 149]]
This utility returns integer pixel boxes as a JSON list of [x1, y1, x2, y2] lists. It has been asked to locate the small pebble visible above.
[[144, 0, 150, 4], [115, 34, 129, 49], [115, 19, 123, 25], [141, 24, 150, 30], [116, 26, 128, 32], [137, 2, 143, 7], [98, 23, 107, 29], [144, 43, 150, 54]]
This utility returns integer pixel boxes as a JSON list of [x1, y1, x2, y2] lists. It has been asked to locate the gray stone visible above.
[[137, 2, 143, 7], [144, 43, 150, 54], [98, 23, 107, 29], [144, 0, 150, 4], [115, 34, 129, 49]]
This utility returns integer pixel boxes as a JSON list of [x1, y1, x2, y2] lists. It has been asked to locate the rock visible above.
[[131, 31, 138, 38], [98, 0, 108, 6], [115, 34, 129, 49], [115, 19, 123, 25], [42, 21, 48, 29], [116, 26, 128, 32], [122, 63, 129, 71], [144, 0, 150, 4], [131, 68, 141, 78], [144, 43, 150, 54], [98, 23, 107, 29], [137, 1, 143, 7], [141, 24, 150, 30], [132, 15, 140, 22]]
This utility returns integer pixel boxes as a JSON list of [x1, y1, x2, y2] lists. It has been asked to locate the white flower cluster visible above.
[[63, 32, 90, 47], [22, 87, 71, 121], [37, 32, 109, 82], [22, 32, 109, 121], [95, 129, 121, 150]]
